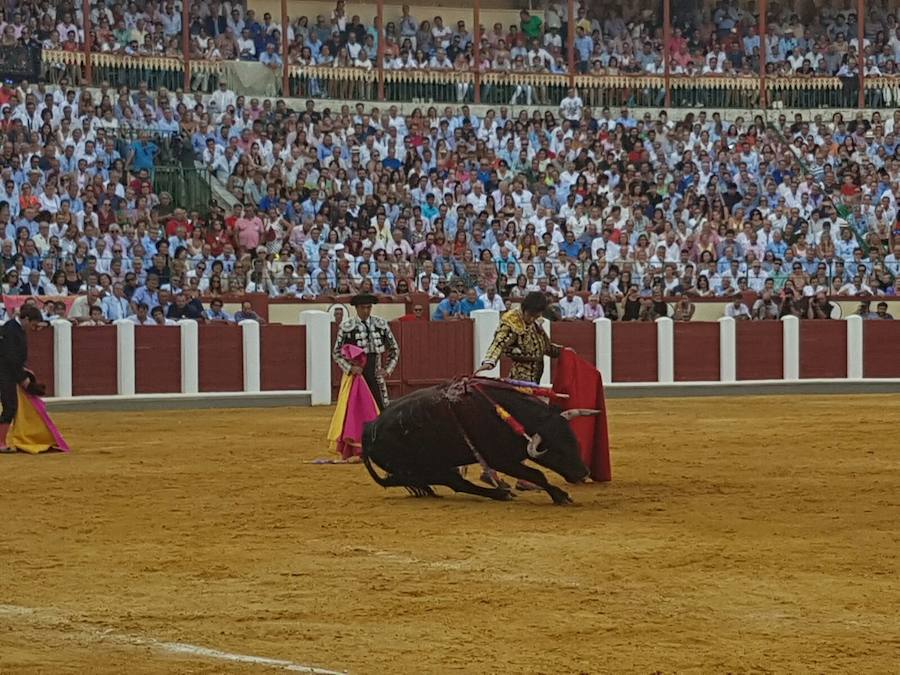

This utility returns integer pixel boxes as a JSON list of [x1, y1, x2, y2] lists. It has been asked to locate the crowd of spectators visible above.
[[15, 0, 900, 88], [0, 56, 899, 328]]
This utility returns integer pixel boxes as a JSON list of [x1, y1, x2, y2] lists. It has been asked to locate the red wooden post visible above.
[[376, 0, 385, 100], [857, 0, 865, 108], [82, 0, 92, 84], [663, 0, 671, 108], [567, 0, 575, 87], [182, 0, 191, 91], [473, 0, 481, 103], [281, 0, 290, 95], [758, 0, 767, 108]]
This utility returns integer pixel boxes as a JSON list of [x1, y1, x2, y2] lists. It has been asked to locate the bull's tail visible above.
[[361, 423, 436, 498]]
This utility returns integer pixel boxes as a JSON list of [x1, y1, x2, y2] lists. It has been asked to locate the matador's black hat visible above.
[[350, 293, 379, 306]]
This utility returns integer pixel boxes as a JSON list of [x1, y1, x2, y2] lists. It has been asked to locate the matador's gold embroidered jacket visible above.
[[482, 309, 562, 383]]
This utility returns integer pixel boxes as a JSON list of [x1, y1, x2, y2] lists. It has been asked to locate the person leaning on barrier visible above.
[[806, 291, 835, 319], [752, 290, 780, 320], [873, 302, 894, 320], [129, 303, 156, 326], [673, 294, 695, 321]]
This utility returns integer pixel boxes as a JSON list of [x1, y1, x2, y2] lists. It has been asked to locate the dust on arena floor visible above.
[[1, 395, 898, 673]]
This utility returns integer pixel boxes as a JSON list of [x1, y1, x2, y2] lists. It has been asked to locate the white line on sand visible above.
[[0, 604, 346, 674]]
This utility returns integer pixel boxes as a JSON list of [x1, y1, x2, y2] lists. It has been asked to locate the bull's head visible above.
[[525, 408, 601, 483], [472, 387, 597, 484], [527, 407, 601, 458]]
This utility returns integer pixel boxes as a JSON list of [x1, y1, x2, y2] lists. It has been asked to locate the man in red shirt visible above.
[[397, 303, 427, 322], [165, 208, 193, 237], [224, 203, 242, 236]]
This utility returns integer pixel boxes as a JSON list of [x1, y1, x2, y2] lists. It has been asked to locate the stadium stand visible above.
[[0, 0, 897, 327]]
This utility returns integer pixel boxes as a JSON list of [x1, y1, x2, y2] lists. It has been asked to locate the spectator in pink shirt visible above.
[[583, 295, 605, 320], [234, 206, 265, 253]]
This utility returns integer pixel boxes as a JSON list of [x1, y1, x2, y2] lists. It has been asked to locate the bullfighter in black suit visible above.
[[0, 305, 42, 452]]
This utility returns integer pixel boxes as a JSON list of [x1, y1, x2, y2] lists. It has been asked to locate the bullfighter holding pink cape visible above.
[[0, 306, 69, 455], [326, 344, 380, 461], [5, 384, 70, 454]]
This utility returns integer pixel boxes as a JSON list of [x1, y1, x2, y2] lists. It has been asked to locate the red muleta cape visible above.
[[552, 349, 612, 482]]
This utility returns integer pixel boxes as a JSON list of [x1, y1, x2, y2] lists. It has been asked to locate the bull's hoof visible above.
[[479, 471, 496, 487], [405, 485, 438, 498], [491, 488, 516, 501], [480, 471, 512, 491], [549, 488, 573, 505]]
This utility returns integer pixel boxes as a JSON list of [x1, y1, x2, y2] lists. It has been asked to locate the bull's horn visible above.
[[525, 433, 547, 459], [560, 408, 601, 420]]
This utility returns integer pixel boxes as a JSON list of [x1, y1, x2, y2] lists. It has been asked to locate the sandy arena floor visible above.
[[1, 395, 898, 674]]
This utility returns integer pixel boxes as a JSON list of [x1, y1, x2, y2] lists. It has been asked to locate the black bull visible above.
[[361, 379, 595, 504]]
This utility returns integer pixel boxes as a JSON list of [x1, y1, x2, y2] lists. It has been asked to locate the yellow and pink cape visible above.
[[6, 386, 70, 454], [326, 344, 380, 460]]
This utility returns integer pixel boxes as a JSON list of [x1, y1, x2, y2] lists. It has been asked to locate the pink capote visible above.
[[7, 385, 71, 453], [326, 344, 380, 460]]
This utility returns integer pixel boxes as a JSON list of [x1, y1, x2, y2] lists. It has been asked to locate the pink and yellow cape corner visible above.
[[6, 386, 70, 454]]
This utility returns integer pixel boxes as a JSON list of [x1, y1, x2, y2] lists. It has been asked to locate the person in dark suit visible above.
[[0, 305, 42, 453], [18, 270, 45, 296]]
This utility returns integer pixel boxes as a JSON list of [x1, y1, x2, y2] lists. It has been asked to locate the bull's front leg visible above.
[[439, 470, 515, 501], [487, 461, 572, 505]]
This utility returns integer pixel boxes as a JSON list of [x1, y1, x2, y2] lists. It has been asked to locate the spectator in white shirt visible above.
[[558, 287, 585, 320], [559, 88, 583, 124], [479, 286, 506, 312], [724, 297, 751, 320], [128, 303, 155, 325]]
